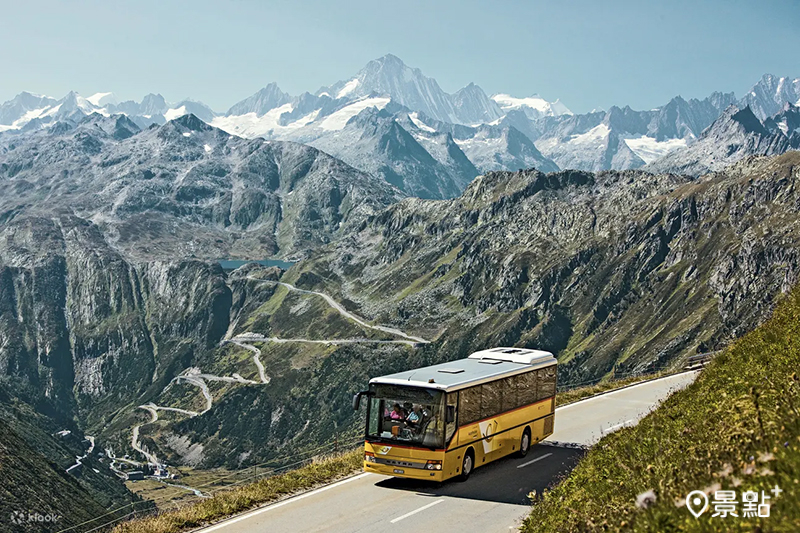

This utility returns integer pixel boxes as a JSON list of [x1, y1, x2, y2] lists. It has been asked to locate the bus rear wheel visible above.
[[517, 428, 531, 457], [458, 449, 474, 482]]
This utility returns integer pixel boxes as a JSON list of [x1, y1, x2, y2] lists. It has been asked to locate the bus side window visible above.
[[459, 386, 481, 425], [500, 376, 517, 412], [537, 367, 556, 400], [480, 381, 502, 420], [517, 370, 537, 406]]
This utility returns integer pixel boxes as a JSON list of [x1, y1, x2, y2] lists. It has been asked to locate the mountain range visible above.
[[3, 55, 797, 199], [2, 54, 800, 528], [0, 113, 400, 261]]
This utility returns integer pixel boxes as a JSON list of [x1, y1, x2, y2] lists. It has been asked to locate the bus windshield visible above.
[[367, 384, 444, 448]]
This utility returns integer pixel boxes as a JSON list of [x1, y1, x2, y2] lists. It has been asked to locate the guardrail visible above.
[[684, 351, 719, 370]]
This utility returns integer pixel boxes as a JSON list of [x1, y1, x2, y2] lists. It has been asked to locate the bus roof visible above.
[[369, 347, 556, 392]]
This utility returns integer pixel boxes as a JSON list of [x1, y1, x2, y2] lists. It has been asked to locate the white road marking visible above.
[[516, 452, 553, 469], [389, 498, 445, 523], [603, 419, 635, 433], [556, 371, 698, 411], [198, 473, 372, 532]]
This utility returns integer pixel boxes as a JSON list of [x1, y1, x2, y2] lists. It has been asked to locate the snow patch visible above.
[[74, 94, 97, 113], [336, 79, 360, 99], [210, 102, 295, 138], [182, 132, 192, 137], [319, 97, 391, 131], [288, 109, 320, 128], [164, 105, 188, 121], [204, 144, 212, 152], [549, 99, 573, 116], [568, 123, 610, 145], [623, 136, 687, 164], [408, 112, 436, 133], [0, 105, 61, 131], [491, 94, 572, 116], [87, 92, 117, 107]]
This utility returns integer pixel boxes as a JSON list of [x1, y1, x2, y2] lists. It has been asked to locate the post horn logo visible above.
[[483, 422, 495, 442]]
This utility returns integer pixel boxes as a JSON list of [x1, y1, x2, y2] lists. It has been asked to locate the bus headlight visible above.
[[365, 452, 376, 463], [425, 460, 442, 470]]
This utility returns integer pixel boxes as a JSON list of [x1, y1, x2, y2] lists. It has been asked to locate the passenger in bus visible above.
[[389, 403, 406, 421], [405, 405, 423, 427]]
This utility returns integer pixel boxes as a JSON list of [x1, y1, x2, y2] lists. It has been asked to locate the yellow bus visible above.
[[352, 347, 557, 482]]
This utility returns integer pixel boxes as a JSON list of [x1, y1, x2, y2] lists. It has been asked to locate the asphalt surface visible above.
[[197, 371, 697, 533]]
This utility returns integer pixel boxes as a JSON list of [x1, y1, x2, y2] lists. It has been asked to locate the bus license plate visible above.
[[393, 468, 404, 474]]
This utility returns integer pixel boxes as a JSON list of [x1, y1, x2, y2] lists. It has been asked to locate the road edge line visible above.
[[191, 472, 370, 532], [555, 369, 699, 410]]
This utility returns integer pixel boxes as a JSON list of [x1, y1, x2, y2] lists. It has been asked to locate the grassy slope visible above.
[[112, 450, 362, 533], [523, 285, 800, 532]]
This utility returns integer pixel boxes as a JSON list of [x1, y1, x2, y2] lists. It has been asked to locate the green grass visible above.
[[112, 450, 362, 533], [522, 285, 800, 532]]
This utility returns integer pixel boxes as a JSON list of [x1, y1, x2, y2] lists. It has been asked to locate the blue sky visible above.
[[1, 0, 798, 113]]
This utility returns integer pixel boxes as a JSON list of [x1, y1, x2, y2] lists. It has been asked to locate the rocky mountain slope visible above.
[[290, 153, 800, 383], [739, 73, 800, 120], [646, 104, 800, 175], [125, 152, 800, 471], [3, 145, 800, 482], [281, 105, 480, 199], [531, 92, 738, 171], [0, 419, 124, 533], [0, 386, 141, 532], [0, 113, 401, 260]]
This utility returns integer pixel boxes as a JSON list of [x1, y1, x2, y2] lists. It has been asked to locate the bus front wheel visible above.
[[518, 428, 531, 457], [458, 449, 474, 482]]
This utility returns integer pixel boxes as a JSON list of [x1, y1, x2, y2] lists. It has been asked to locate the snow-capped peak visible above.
[[491, 93, 573, 118], [87, 92, 118, 107]]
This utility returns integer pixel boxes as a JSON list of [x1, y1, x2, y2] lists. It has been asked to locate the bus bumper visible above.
[[364, 461, 446, 482]]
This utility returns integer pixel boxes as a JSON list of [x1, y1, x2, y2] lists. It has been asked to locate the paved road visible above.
[[227, 339, 270, 383], [245, 277, 430, 343], [197, 371, 697, 533]]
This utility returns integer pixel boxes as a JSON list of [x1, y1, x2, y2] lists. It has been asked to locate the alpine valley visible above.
[[1, 55, 799, 531]]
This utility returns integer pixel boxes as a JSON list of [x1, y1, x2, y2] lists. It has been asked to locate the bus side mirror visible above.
[[446, 405, 455, 423], [353, 391, 369, 411]]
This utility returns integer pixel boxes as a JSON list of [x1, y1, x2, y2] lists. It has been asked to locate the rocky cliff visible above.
[[294, 152, 800, 382], [0, 113, 402, 261]]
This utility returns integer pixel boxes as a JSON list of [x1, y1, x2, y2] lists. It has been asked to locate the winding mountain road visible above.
[[65, 435, 96, 474], [196, 372, 698, 533], [229, 333, 422, 348], [128, 276, 429, 466], [227, 339, 270, 383], [174, 375, 214, 413], [245, 277, 430, 344], [131, 406, 160, 466]]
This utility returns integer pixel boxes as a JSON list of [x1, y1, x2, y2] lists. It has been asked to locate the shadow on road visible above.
[[374, 443, 584, 506]]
